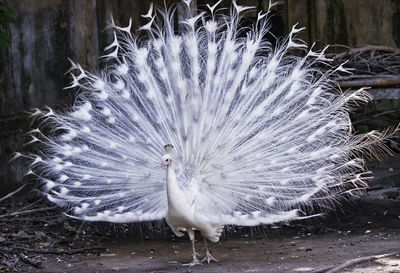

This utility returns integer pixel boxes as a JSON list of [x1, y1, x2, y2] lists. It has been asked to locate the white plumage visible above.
[[21, 1, 391, 266]]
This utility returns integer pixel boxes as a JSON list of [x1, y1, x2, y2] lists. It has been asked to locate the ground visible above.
[[42, 228, 400, 273], [1, 158, 399, 272]]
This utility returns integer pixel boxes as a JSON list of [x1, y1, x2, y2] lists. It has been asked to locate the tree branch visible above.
[[0, 184, 26, 203], [12, 246, 104, 255], [315, 252, 399, 273], [338, 77, 400, 88], [0, 206, 58, 218], [334, 45, 400, 60]]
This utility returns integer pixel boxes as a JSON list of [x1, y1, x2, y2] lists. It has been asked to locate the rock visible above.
[[100, 253, 116, 257], [12, 230, 30, 239], [34, 231, 46, 239]]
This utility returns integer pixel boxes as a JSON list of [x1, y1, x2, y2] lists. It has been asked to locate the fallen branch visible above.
[[315, 252, 398, 273], [352, 109, 400, 125], [0, 184, 26, 203], [334, 45, 400, 60], [337, 74, 394, 81], [19, 253, 42, 268], [0, 206, 58, 218], [338, 77, 400, 88], [12, 246, 104, 255], [356, 197, 400, 209], [0, 215, 62, 222]]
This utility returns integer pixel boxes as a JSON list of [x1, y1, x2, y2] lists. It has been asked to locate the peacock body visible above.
[[20, 1, 391, 266]]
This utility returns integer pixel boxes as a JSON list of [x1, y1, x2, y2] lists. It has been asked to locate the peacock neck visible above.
[[166, 165, 182, 210]]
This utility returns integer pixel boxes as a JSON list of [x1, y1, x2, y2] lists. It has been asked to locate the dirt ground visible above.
[[1, 158, 399, 272], [42, 229, 400, 273], [0, 197, 398, 273]]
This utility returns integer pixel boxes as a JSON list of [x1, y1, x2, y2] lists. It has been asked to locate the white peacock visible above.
[[19, 0, 393, 266]]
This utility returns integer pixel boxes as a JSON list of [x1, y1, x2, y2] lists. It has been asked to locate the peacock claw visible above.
[[182, 256, 203, 267], [201, 251, 218, 263]]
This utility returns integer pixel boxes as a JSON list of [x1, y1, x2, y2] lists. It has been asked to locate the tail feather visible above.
[[23, 2, 393, 225]]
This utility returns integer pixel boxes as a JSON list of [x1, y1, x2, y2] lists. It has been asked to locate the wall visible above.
[[0, 0, 151, 192], [0, 0, 399, 193], [288, 0, 400, 49]]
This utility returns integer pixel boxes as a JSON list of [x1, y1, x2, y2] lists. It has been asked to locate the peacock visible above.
[[17, 0, 394, 266]]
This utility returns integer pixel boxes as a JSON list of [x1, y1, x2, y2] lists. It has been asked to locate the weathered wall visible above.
[[0, 0, 151, 192], [288, 0, 400, 49], [0, 0, 200, 192], [0, 0, 152, 117]]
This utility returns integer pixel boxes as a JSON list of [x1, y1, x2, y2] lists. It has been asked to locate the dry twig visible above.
[[0, 206, 58, 218], [333, 45, 400, 60], [352, 109, 400, 125], [12, 246, 104, 255], [0, 184, 26, 203], [315, 252, 399, 273], [18, 253, 42, 268], [338, 77, 400, 88], [338, 74, 394, 81]]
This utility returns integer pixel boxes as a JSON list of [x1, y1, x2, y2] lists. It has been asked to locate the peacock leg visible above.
[[201, 237, 218, 263], [182, 228, 202, 266]]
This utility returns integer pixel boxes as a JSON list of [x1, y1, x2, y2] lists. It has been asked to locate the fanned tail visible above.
[[22, 1, 394, 226]]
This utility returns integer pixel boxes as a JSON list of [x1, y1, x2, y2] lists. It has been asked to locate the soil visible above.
[[0, 158, 399, 273], [41, 228, 400, 273]]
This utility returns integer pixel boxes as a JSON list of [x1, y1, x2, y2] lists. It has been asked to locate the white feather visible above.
[[26, 2, 391, 265]]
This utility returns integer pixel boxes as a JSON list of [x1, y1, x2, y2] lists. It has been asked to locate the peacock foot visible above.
[[201, 251, 218, 264], [182, 255, 203, 267]]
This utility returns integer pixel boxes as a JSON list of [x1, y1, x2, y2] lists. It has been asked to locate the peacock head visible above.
[[161, 144, 174, 166], [161, 154, 172, 166]]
